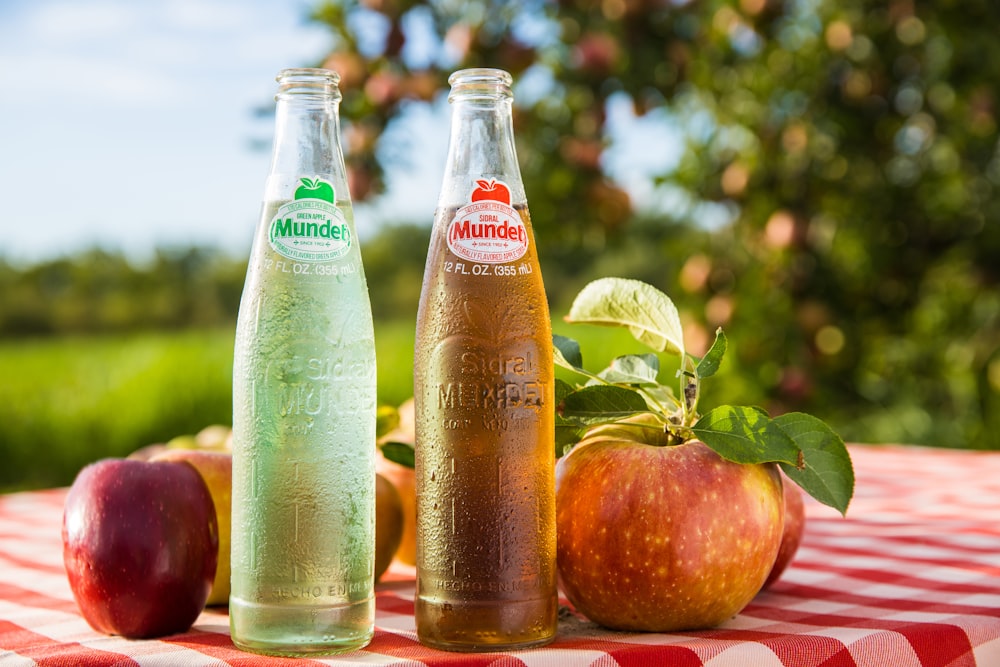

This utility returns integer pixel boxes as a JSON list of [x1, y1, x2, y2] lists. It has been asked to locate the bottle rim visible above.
[[448, 68, 513, 102], [274, 68, 341, 102], [276, 67, 341, 85]]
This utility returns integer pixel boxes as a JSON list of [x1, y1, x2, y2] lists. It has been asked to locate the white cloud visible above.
[[162, 0, 258, 32], [21, 1, 140, 42], [0, 0, 337, 261]]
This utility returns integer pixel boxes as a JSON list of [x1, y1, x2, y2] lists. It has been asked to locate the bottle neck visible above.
[[439, 69, 525, 208], [265, 69, 346, 202]]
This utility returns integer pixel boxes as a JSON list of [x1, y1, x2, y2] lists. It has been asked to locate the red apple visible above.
[[763, 475, 806, 588], [62, 458, 219, 638], [150, 449, 232, 605], [556, 422, 784, 632], [470, 178, 511, 205]]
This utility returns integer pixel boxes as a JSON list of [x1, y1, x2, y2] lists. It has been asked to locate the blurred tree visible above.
[[309, 0, 1000, 448], [0, 249, 248, 337]]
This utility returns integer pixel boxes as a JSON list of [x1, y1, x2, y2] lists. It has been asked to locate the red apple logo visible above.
[[470, 178, 511, 205]]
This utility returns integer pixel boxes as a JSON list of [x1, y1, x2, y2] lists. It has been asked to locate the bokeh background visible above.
[[2, 0, 998, 492]]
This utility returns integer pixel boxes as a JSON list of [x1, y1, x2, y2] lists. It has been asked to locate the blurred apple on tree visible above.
[[62, 458, 218, 638]]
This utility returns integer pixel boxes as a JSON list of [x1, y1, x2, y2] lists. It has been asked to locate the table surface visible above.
[[1, 444, 999, 666]]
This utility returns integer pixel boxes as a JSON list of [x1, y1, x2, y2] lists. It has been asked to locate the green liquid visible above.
[[231, 201, 377, 656]]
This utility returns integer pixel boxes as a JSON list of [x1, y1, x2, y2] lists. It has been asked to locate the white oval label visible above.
[[445, 180, 528, 264], [267, 178, 351, 262]]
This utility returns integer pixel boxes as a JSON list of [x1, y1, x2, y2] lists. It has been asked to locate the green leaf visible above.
[[692, 405, 800, 465], [565, 277, 685, 357], [555, 377, 577, 405], [553, 334, 583, 370], [642, 384, 680, 410], [555, 415, 586, 457], [598, 354, 660, 385], [559, 385, 649, 426], [379, 441, 415, 469], [696, 328, 727, 379], [775, 413, 854, 516]]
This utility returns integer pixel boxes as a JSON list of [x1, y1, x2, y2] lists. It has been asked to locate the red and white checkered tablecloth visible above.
[[1, 444, 998, 666]]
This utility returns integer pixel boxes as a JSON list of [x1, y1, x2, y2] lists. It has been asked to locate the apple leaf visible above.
[[692, 405, 800, 465], [598, 354, 660, 385], [565, 277, 685, 357], [555, 418, 587, 457], [380, 441, 415, 469], [555, 379, 587, 454], [559, 385, 649, 426], [555, 377, 577, 404], [643, 384, 678, 406], [775, 413, 855, 515], [696, 328, 727, 379], [556, 277, 853, 514], [553, 334, 583, 370]]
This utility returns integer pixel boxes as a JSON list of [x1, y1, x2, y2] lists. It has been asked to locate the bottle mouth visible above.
[[448, 67, 513, 102], [275, 68, 341, 101]]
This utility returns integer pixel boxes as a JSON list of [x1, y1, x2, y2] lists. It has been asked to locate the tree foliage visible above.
[[309, 0, 1000, 448], [2, 1, 997, 452]]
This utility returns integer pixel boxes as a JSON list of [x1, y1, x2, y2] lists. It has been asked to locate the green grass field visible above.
[[0, 330, 234, 492], [0, 320, 650, 492]]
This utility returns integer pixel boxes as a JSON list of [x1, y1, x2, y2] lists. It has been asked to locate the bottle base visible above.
[[229, 596, 374, 657], [417, 634, 557, 653], [415, 594, 557, 652]]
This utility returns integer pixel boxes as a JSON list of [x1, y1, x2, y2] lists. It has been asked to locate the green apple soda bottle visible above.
[[230, 68, 377, 656]]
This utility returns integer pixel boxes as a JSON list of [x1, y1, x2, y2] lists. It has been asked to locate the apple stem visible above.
[[678, 356, 701, 427]]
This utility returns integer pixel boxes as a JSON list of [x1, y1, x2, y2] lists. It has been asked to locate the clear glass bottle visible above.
[[413, 68, 558, 652], [230, 68, 377, 656]]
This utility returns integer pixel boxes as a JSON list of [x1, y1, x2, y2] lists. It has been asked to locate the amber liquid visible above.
[[413, 204, 557, 652]]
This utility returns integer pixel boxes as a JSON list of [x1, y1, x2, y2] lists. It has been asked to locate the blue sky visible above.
[[0, 0, 683, 265], [0, 0, 370, 263]]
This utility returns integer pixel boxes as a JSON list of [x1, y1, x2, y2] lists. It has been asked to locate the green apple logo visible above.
[[294, 177, 335, 203]]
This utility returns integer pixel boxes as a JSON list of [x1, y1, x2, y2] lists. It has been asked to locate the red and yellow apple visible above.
[[376, 457, 415, 566], [194, 424, 232, 451], [375, 473, 404, 581], [62, 458, 218, 638], [555, 419, 784, 632], [763, 475, 806, 588], [150, 449, 232, 606], [377, 398, 417, 566]]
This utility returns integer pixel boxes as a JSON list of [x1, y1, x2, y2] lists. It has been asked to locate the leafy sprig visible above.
[[555, 277, 854, 515]]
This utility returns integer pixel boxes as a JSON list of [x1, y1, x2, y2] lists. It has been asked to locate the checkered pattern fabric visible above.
[[1, 444, 998, 666]]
